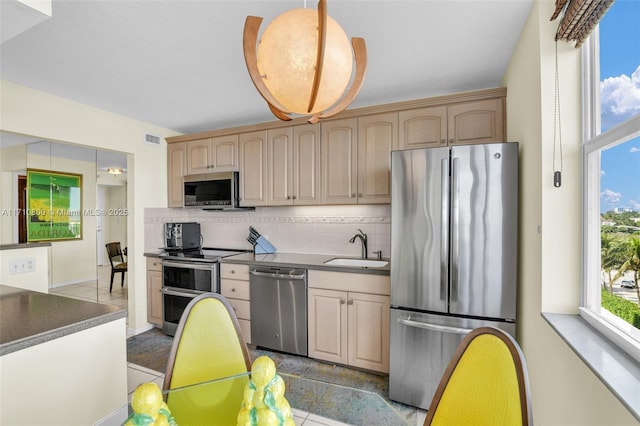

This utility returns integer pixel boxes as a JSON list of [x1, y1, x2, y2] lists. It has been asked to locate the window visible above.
[[582, 0, 640, 361]]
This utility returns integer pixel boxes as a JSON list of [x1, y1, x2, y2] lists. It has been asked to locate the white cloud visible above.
[[601, 65, 640, 129], [631, 147, 640, 153], [601, 170, 606, 176], [601, 188, 622, 205]]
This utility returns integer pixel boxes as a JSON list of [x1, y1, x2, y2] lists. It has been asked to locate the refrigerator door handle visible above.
[[397, 318, 473, 335], [450, 156, 460, 302], [440, 157, 449, 301]]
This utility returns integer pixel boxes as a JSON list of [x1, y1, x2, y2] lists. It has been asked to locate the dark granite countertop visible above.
[[0, 285, 127, 356], [0, 242, 51, 251], [220, 252, 390, 276]]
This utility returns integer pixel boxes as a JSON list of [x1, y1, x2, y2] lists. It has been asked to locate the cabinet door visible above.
[[358, 113, 398, 204], [239, 131, 267, 206], [347, 292, 390, 373], [293, 123, 321, 205], [210, 135, 238, 171], [186, 138, 212, 175], [147, 269, 163, 325], [398, 106, 447, 149], [267, 127, 293, 206], [448, 98, 504, 145], [321, 118, 358, 204], [308, 288, 348, 364], [167, 142, 187, 208]]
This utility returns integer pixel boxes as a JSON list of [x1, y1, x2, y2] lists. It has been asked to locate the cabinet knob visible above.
[[449, 138, 454, 144], [286, 196, 291, 200], [347, 300, 354, 305], [231, 288, 236, 292], [357, 193, 363, 198], [350, 193, 356, 198], [340, 299, 346, 304], [231, 270, 235, 274], [292, 195, 297, 200], [440, 139, 446, 144]]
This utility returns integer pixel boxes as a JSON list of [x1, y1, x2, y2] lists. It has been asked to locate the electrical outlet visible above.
[[9, 258, 36, 274]]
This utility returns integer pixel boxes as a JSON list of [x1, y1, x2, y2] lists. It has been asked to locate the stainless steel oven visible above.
[[160, 259, 218, 336], [159, 248, 248, 336]]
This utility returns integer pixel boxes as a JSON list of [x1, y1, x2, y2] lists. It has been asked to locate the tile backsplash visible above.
[[145, 205, 391, 258]]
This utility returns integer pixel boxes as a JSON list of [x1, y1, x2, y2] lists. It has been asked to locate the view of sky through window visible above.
[[599, 0, 640, 213]]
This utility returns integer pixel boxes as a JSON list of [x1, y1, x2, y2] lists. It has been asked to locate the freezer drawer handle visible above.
[[397, 318, 473, 335], [250, 270, 306, 280]]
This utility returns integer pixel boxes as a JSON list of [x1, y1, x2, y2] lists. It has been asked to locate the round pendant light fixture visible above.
[[243, 0, 367, 124]]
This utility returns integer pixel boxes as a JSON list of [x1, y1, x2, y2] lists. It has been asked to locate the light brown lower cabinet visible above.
[[146, 257, 163, 326], [307, 270, 390, 373], [220, 263, 251, 344]]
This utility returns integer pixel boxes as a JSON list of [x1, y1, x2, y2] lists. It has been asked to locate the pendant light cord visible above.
[[553, 40, 563, 188]]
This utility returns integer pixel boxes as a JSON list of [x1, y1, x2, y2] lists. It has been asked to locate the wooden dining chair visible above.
[[424, 327, 533, 426], [163, 293, 252, 424], [105, 242, 127, 293]]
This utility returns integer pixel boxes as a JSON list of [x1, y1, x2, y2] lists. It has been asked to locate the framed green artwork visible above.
[[27, 169, 83, 242]]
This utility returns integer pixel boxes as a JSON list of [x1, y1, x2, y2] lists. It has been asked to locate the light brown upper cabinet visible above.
[[321, 113, 397, 205], [267, 124, 321, 206], [357, 113, 398, 204], [399, 98, 504, 149], [186, 135, 238, 175], [167, 142, 187, 208], [239, 131, 267, 207]]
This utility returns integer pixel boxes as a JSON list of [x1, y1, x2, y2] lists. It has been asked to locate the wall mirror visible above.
[[0, 131, 129, 308]]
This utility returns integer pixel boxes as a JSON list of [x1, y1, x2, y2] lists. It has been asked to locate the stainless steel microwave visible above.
[[183, 171, 239, 209]]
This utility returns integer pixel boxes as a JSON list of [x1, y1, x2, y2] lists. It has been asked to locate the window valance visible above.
[[550, 0, 615, 47]]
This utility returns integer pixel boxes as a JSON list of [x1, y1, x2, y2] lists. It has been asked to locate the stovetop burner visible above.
[[160, 247, 247, 263]]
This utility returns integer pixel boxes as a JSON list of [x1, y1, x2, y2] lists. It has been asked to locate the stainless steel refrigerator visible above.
[[388, 142, 519, 409]]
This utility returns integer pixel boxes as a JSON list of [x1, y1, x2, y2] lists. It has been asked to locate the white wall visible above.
[[0, 245, 50, 292], [503, 1, 637, 424], [0, 80, 179, 333]]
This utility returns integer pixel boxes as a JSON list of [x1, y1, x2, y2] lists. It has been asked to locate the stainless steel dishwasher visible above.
[[249, 266, 307, 356]]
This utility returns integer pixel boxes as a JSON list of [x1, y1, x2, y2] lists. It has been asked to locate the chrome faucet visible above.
[[349, 229, 368, 259]]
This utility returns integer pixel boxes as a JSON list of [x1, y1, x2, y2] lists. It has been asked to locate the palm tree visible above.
[[601, 232, 630, 292], [626, 237, 640, 305]]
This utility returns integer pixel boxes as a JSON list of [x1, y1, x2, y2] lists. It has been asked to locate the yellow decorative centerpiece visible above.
[[237, 356, 295, 426], [124, 382, 177, 426]]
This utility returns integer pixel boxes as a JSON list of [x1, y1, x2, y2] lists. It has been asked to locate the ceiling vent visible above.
[[145, 133, 161, 146]]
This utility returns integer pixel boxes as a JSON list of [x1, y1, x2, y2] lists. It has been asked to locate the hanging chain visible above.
[[553, 40, 563, 188]]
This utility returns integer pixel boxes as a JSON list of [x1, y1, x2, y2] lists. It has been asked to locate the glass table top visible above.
[[163, 371, 410, 425]]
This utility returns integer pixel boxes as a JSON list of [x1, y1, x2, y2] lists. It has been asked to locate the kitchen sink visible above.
[[324, 258, 388, 268]]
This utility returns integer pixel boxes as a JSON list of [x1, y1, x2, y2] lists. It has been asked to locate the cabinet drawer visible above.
[[220, 263, 250, 280], [227, 298, 251, 320], [238, 319, 251, 344], [221, 279, 250, 300], [308, 270, 390, 295], [146, 257, 162, 271]]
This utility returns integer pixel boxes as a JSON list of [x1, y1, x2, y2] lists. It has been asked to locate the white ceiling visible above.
[[0, 0, 533, 135]]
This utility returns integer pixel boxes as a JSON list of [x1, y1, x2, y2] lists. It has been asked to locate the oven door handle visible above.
[[161, 260, 215, 270], [160, 288, 204, 298]]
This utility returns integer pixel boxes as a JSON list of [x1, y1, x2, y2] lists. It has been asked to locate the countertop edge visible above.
[[0, 242, 52, 251], [220, 253, 390, 276], [0, 308, 127, 357]]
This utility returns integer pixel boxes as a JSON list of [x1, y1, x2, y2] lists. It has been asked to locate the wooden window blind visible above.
[[550, 0, 615, 47]]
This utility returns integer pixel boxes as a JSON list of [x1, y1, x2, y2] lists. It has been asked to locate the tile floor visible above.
[[51, 265, 128, 308]]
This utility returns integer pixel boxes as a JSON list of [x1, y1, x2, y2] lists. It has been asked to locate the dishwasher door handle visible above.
[[250, 270, 306, 280]]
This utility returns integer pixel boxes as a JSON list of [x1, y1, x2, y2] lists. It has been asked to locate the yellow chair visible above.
[[163, 293, 252, 425], [424, 327, 533, 426]]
